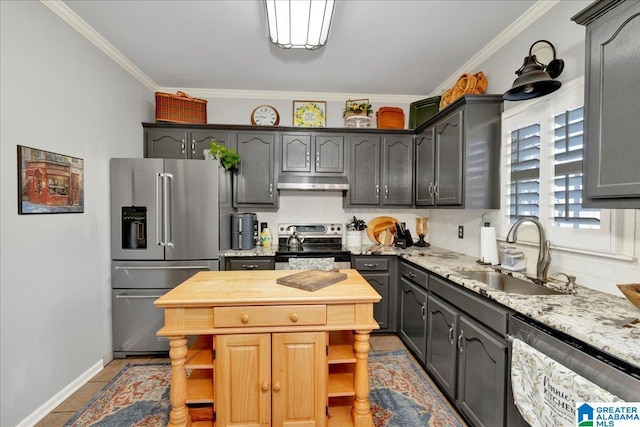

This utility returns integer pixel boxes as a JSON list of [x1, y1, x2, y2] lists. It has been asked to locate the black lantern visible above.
[[503, 40, 565, 101]]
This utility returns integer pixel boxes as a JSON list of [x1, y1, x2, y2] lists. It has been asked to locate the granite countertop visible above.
[[223, 244, 640, 369]]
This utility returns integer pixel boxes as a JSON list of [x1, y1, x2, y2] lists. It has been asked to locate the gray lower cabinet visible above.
[[235, 131, 278, 208], [144, 126, 233, 160], [348, 135, 413, 207], [573, 0, 640, 208], [414, 95, 502, 208], [352, 256, 396, 332], [281, 133, 344, 173], [225, 256, 275, 271], [428, 273, 511, 427], [397, 261, 429, 363]]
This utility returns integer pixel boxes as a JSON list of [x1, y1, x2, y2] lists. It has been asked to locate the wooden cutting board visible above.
[[276, 270, 347, 292]]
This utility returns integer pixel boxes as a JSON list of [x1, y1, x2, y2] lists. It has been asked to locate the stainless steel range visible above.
[[275, 223, 352, 269]]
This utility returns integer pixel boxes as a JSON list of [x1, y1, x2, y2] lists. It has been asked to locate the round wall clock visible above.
[[251, 105, 280, 126]]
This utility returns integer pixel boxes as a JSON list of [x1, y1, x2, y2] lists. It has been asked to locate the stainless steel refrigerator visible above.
[[110, 158, 219, 357]]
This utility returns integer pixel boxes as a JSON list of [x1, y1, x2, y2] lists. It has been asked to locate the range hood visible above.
[[277, 175, 349, 191]]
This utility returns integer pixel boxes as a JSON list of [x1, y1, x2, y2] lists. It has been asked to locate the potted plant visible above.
[[205, 138, 241, 170], [343, 99, 373, 119]]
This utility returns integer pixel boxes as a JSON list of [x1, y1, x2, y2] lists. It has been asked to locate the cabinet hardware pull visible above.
[[375, 184, 379, 196], [191, 140, 195, 155], [272, 381, 281, 392], [421, 304, 426, 320], [316, 152, 320, 167], [363, 263, 378, 268], [458, 330, 464, 354], [428, 182, 434, 197], [408, 271, 416, 278], [242, 264, 259, 270], [306, 152, 310, 167], [240, 314, 250, 324], [290, 313, 299, 323], [261, 382, 269, 392], [269, 183, 273, 197], [448, 324, 455, 345], [181, 139, 185, 154], [433, 181, 439, 198], [384, 185, 389, 198]]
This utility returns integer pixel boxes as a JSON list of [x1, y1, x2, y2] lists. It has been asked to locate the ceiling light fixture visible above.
[[503, 40, 565, 101], [265, 0, 335, 50]]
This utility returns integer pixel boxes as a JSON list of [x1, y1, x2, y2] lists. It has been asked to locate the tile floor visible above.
[[35, 334, 467, 426]]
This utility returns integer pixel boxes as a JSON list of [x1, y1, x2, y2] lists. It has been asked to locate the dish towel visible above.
[[510, 338, 622, 427]]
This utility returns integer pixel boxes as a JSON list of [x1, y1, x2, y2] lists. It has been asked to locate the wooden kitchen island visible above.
[[154, 269, 381, 427]]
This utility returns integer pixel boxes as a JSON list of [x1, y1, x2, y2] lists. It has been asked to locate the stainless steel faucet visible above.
[[505, 217, 551, 282]]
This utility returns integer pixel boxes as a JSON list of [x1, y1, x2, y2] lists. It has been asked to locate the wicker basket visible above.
[[155, 91, 207, 124], [440, 71, 489, 110]]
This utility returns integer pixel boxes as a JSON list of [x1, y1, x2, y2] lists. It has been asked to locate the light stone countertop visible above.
[[224, 244, 640, 369]]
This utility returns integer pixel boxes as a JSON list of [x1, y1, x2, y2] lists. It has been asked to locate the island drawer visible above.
[[214, 304, 327, 328], [353, 257, 389, 271]]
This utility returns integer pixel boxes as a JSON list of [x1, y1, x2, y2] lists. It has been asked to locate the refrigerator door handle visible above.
[[164, 173, 174, 247], [156, 173, 164, 246], [114, 265, 211, 271]]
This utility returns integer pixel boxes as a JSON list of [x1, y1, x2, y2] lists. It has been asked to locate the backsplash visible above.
[[251, 192, 639, 297]]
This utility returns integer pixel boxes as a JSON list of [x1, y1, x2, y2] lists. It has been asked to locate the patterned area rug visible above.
[[65, 351, 463, 426]]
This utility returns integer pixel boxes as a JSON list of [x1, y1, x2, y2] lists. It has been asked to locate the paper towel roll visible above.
[[480, 227, 500, 265]]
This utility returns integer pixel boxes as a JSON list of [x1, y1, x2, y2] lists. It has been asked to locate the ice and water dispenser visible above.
[[121, 206, 147, 249]]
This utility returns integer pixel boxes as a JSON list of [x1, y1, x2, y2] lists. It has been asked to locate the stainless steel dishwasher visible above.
[[506, 313, 640, 426]]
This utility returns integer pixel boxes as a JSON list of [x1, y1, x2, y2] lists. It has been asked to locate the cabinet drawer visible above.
[[226, 257, 275, 270], [353, 257, 389, 271], [399, 261, 428, 289], [214, 305, 326, 328], [430, 275, 511, 334]]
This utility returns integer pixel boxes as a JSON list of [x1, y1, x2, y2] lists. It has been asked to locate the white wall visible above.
[[0, 2, 153, 425]]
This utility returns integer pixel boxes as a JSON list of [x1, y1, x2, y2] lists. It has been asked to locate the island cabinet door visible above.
[[272, 332, 327, 427], [215, 334, 271, 427]]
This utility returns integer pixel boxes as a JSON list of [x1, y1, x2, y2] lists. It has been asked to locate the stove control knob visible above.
[[330, 226, 335, 231], [336, 226, 341, 232]]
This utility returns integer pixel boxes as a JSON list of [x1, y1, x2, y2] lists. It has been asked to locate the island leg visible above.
[[352, 330, 373, 427], [168, 336, 191, 427]]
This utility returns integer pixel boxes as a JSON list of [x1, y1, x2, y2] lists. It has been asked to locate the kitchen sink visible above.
[[458, 270, 564, 295]]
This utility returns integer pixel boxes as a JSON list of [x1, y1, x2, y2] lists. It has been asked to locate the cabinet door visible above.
[[215, 334, 271, 427], [382, 136, 413, 206], [456, 316, 507, 427], [191, 129, 233, 160], [361, 272, 389, 330], [282, 134, 312, 172], [426, 295, 458, 401], [145, 129, 188, 159], [272, 332, 327, 427], [434, 110, 463, 206], [349, 135, 380, 205], [583, 1, 640, 205], [235, 132, 277, 206], [399, 277, 427, 364], [414, 128, 436, 206], [315, 135, 344, 173]]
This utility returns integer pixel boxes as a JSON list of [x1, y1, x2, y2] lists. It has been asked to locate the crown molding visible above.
[[40, 0, 159, 92], [429, 0, 560, 97], [158, 87, 427, 104], [43, 0, 556, 103]]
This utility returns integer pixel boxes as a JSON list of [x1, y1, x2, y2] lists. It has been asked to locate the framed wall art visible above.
[[17, 145, 84, 214], [293, 100, 326, 127]]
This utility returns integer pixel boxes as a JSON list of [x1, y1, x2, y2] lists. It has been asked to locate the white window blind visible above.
[[510, 123, 540, 221]]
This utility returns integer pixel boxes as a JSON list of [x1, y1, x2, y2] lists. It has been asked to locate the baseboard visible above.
[[17, 360, 104, 427]]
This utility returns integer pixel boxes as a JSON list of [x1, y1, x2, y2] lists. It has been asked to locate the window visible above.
[[502, 76, 635, 258]]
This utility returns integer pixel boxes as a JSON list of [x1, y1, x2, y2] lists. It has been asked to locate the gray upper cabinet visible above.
[[234, 131, 277, 208], [573, 0, 640, 208], [348, 134, 413, 207], [349, 135, 381, 205], [281, 133, 344, 174], [414, 95, 503, 208], [144, 126, 232, 160]]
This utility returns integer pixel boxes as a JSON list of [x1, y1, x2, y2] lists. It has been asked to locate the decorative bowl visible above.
[[617, 284, 640, 311]]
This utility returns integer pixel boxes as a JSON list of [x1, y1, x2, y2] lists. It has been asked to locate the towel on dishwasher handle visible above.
[[510, 338, 622, 427]]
